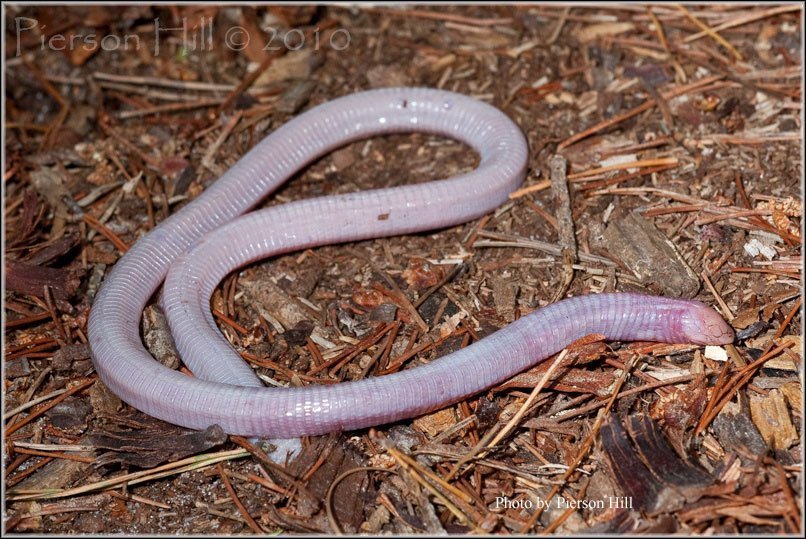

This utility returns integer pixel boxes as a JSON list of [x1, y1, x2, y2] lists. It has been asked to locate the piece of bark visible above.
[[587, 509, 678, 534], [29, 166, 81, 217], [283, 319, 315, 347], [712, 401, 769, 458], [549, 155, 576, 302], [625, 414, 713, 503], [277, 263, 323, 298], [602, 212, 700, 297], [142, 305, 180, 370], [27, 147, 89, 167], [600, 414, 677, 513], [47, 397, 93, 432], [331, 146, 356, 172], [233, 7, 275, 64], [275, 79, 316, 115], [5, 260, 81, 301], [749, 389, 797, 450], [490, 275, 518, 323], [10, 190, 43, 246], [550, 155, 577, 256], [267, 5, 318, 25], [286, 434, 371, 533], [780, 382, 802, 417], [159, 155, 194, 197], [585, 509, 641, 534], [239, 276, 330, 344], [649, 375, 709, 453], [519, 417, 585, 439], [413, 408, 457, 438], [24, 234, 80, 266], [494, 339, 613, 395], [499, 368, 615, 397], [402, 258, 445, 291], [369, 303, 398, 323], [88, 415, 226, 468], [88, 379, 122, 416], [13, 437, 97, 492], [261, 504, 322, 534], [52, 343, 91, 371], [676, 493, 785, 528], [256, 49, 321, 86], [731, 306, 760, 330], [736, 321, 768, 341], [365, 65, 412, 88]]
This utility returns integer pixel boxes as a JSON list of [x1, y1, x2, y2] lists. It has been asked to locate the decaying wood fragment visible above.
[[275, 79, 317, 115], [602, 414, 715, 515], [141, 305, 181, 370], [549, 155, 576, 302], [749, 389, 798, 450], [286, 435, 371, 533], [711, 401, 768, 458], [52, 344, 91, 371], [496, 338, 613, 395], [24, 234, 80, 266], [88, 416, 226, 468], [625, 415, 713, 502], [500, 368, 616, 396], [601, 212, 700, 297], [649, 375, 709, 453], [13, 439, 97, 493], [600, 414, 673, 513], [5, 260, 82, 301]]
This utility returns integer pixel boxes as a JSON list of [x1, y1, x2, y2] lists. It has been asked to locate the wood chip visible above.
[[575, 22, 636, 43], [141, 305, 180, 370], [88, 418, 227, 468], [5, 260, 82, 301], [413, 408, 457, 438], [779, 382, 802, 417], [625, 414, 713, 502], [600, 414, 680, 513], [749, 389, 798, 450], [287, 435, 369, 532], [256, 49, 321, 86], [712, 401, 768, 457], [601, 212, 700, 297]]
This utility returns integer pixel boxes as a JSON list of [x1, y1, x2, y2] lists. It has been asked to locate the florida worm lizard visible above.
[[88, 88, 734, 438]]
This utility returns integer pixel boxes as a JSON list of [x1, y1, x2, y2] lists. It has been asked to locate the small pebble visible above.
[[704, 345, 728, 362], [743, 238, 777, 260]]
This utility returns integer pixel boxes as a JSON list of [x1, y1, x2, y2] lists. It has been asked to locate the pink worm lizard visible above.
[[87, 88, 734, 438]]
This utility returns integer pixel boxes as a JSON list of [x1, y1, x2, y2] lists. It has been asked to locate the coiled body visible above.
[[88, 88, 733, 438]]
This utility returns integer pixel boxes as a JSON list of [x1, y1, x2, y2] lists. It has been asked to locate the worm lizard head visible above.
[[680, 303, 735, 345]]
